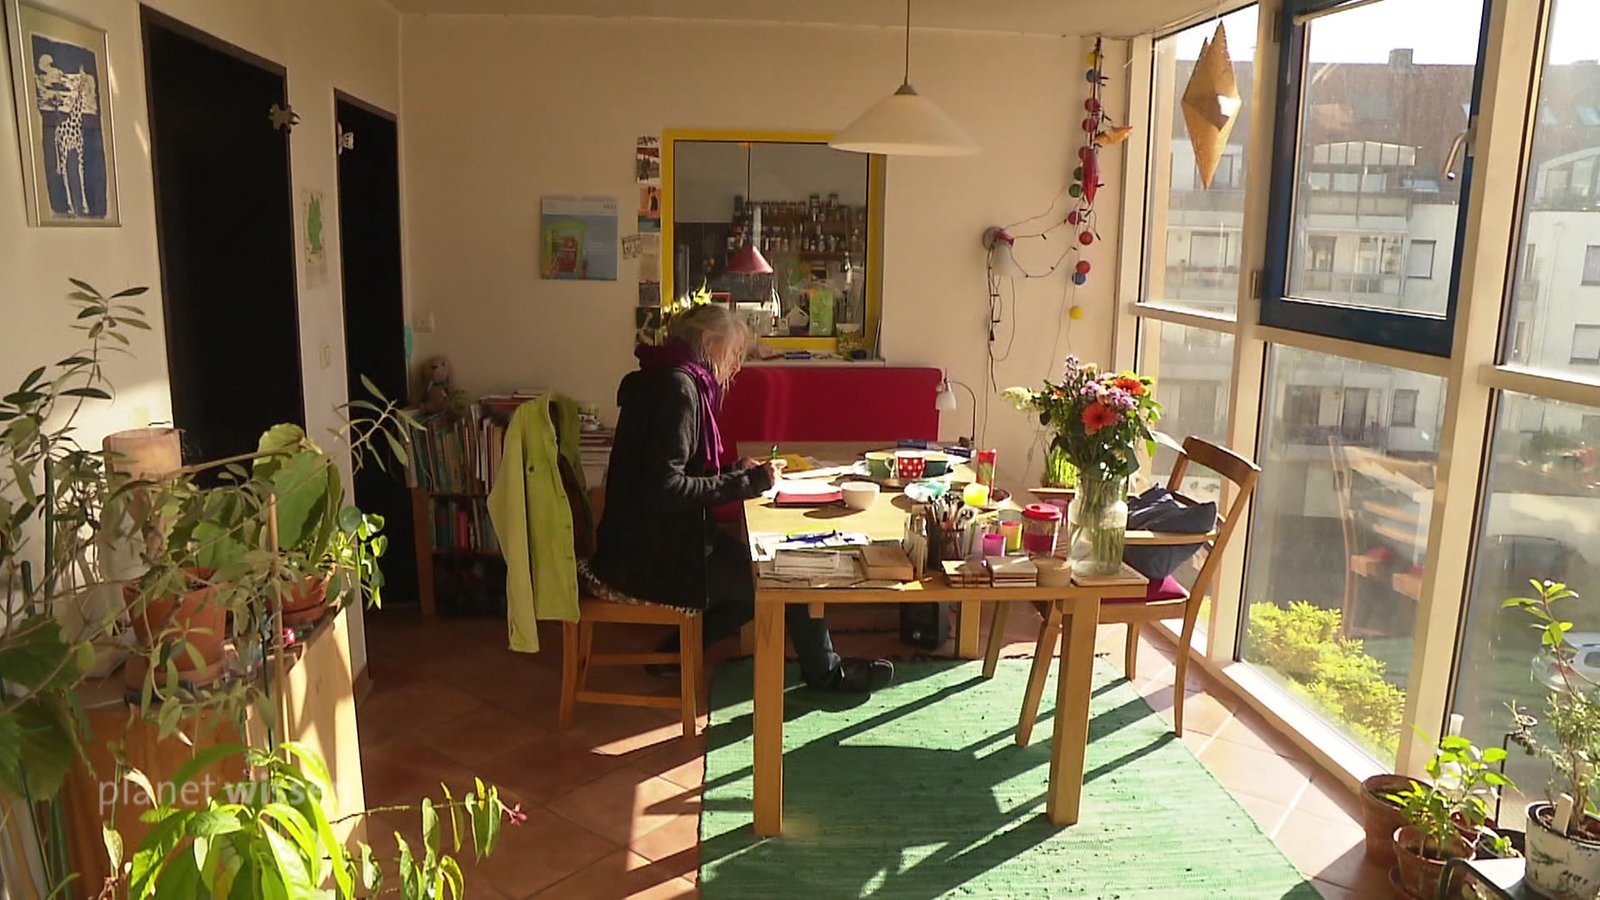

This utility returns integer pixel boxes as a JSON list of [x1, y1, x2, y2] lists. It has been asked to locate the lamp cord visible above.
[[903, 0, 911, 85]]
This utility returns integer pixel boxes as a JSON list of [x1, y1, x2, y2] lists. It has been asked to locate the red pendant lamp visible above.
[[726, 144, 773, 275]]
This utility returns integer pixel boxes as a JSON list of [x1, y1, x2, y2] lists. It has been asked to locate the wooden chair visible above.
[[553, 455, 704, 738], [982, 436, 1260, 743], [558, 593, 703, 739]]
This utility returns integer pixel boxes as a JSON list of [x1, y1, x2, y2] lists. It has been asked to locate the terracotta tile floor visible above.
[[357, 606, 1389, 898]]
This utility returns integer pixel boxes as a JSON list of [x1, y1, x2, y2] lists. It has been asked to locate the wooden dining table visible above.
[[736, 442, 1133, 837]]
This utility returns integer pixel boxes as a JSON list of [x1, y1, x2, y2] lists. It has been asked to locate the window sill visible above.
[[1147, 619, 1389, 791]]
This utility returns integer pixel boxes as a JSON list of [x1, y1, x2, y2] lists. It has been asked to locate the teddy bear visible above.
[[420, 356, 453, 415]]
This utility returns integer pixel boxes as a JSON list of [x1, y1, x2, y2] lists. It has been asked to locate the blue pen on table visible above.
[[784, 529, 840, 544]]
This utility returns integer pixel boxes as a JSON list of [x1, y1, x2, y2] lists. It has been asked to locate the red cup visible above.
[[895, 451, 926, 480]]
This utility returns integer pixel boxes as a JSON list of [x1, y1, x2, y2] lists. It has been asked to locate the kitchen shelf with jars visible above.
[[661, 130, 887, 360]]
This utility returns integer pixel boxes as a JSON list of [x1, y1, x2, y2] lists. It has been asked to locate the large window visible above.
[[1451, 393, 1600, 828], [1142, 5, 1258, 317], [1505, 1, 1600, 379], [1262, 0, 1489, 355], [1241, 346, 1444, 764]]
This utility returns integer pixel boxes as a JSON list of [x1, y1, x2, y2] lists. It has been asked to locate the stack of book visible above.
[[407, 411, 485, 494], [772, 549, 858, 580], [942, 558, 989, 588], [578, 427, 614, 487], [990, 556, 1039, 588]]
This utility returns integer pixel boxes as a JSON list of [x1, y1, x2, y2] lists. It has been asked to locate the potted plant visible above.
[[1003, 355, 1161, 574], [113, 741, 520, 898], [1387, 733, 1514, 899], [1360, 772, 1421, 865], [1506, 580, 1600, 900]]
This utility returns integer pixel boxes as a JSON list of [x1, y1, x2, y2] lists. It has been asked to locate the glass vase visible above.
[[1067, 473, 1128, 577], [1042, 444, 1077, 488]]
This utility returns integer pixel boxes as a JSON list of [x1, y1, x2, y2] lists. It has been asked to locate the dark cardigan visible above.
[[587, 367, 772, 611]]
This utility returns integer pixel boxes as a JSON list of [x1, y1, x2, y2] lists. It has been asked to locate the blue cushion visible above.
[[1123, 486, 1217, 580]]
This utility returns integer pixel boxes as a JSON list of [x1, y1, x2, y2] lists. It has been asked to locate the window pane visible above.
[[1137, 319, 1236, 634], [1504, 0, 1600, 376], [1283, 0, 1483, 317], [1143, 5, 1258, 317], [1451, 393, 1600, 830], [1241, 345, 1445, 765]]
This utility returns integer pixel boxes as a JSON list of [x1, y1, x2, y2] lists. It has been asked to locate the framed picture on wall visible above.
[[5, 0, 119, 226]]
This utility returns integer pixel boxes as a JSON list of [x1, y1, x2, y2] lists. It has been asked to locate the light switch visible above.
[[414, 311, 436, 334]]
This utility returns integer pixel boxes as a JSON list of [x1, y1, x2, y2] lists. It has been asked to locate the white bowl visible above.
[[840, 481, 880, 510]]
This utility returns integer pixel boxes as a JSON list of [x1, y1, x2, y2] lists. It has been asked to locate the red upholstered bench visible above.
[[715, 365, 944, 520], [720, 365, 943, 458]]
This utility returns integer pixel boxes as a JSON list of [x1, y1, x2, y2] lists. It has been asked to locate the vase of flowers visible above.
[[1004, 356, 1160, 576]]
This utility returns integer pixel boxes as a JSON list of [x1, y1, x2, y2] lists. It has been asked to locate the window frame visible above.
[[1260, 0, 1495, 357], [1407, 240, 1437, 280]]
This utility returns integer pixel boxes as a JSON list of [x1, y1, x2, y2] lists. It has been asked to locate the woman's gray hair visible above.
[[668, 303, 748, 385]]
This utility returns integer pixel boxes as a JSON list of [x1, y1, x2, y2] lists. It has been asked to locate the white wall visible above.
[[402, 15, 1124, 490], [0, 0, 400, 675]]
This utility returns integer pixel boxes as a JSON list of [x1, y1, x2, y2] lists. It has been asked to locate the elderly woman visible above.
[[584, 304, 892, 693]]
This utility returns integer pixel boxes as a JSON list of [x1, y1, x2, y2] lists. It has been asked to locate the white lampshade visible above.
[[935, 379, 958, 411], [830, 83, 979, 157]]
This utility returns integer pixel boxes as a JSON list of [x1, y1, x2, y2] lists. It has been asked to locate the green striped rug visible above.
[[700, 659, 1318, 899]]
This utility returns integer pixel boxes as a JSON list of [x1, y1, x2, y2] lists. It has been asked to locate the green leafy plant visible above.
[[1387, 732, 1513, 859], [1506, 579, 1600, 839], [114, 742, 519, 899], [1246, 601, 1405, 758]]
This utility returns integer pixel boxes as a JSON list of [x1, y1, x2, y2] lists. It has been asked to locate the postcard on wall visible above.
[[637, 185, 661, 233], [302, 188, 329, 287], [6, 0, 119, 226], [540, 196, 618, 281], [621, 233, 642, 261], [635, 135, 660, 185], [637, 282, 660, 307], [634, 305, 662, 345]]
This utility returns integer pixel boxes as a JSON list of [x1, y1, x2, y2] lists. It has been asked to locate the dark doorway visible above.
[[142, 9, 304, 468], [335, 94, 419, 607]]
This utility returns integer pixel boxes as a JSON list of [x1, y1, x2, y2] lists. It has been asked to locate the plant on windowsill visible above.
[[1386, 732, 1513, 899], [1505, 579, 1600, 900]]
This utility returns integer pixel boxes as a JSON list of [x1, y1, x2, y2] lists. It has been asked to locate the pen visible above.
[[770, 444, 778, 462]]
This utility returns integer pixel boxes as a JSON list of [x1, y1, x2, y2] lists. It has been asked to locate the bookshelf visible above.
[[407, 394, 612, 616]]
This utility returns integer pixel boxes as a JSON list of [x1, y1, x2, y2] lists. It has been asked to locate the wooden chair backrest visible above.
[[1163, 436, 1261, 604]]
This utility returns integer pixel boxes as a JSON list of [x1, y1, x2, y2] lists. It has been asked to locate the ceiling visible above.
[[384, 0, 1216, 38]]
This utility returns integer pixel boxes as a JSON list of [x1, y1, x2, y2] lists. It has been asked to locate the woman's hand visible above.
[[760, 459, 786, 484]]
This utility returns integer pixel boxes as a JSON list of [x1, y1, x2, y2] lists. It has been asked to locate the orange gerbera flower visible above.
[[1082, 402, 1118, 433], [1114, 376, 1146, 396]]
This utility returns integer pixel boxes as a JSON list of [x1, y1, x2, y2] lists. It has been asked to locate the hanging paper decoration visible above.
[[1181, 22, 1242, 189]]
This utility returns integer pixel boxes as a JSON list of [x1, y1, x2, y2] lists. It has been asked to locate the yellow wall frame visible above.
[[660, 128, 887, 355]]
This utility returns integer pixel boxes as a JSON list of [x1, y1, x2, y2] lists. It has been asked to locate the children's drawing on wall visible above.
[[303, 188, 328, 286], [9, 2, 119, 225]]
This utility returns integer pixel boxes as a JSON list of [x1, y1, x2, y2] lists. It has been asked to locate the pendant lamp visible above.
[[726, 144, 774, 276], [830, 0, 978, 157]]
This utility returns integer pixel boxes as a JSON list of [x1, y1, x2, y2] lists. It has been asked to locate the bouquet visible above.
[[1003, 355, 1161, 482]]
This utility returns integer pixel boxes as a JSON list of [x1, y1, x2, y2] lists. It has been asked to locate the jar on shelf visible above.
[[1021, 503, 1063, 557]]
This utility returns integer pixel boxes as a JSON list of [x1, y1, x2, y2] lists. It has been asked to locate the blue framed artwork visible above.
[[6, 0, 119, 226]]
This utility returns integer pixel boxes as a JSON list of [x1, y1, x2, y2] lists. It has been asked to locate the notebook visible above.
[[773, 479, 843, 506]]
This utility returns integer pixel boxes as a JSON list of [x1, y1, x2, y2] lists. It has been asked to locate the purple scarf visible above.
[[635, 339, 724, 472]]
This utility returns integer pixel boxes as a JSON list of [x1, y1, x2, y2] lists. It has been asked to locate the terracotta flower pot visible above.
[[1526, 802, 1600, 900], [1393, 824, 1472, 900], [122, 567, 226, 687], [1360, 773, 1419, 866], [281, 573, 333, 626]]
